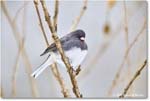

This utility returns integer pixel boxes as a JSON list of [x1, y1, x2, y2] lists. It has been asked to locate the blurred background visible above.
[[1, 0, 147, 98]]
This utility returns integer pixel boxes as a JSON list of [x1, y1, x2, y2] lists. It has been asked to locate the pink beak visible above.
[[80, 37, 85, 41]]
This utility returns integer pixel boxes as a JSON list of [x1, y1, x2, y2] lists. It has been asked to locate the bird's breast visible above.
[[55, 47, 87, 70], [65, 47, 87, 69]]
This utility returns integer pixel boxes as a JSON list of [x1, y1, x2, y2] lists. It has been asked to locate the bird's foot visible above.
[[68, 65, 81, 76]]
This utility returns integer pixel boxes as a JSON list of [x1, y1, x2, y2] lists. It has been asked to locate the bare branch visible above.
[[123, 1, 132, 95], [69, 0, 88, 32], [33, 0, 70, 97], [11, 1, 28, 97], [12, 1, 29, 23], [34, 0, 49, 46], [40, 0, 82, 97], [1, 1, 39, 97], [119, 60, 147, 98], [53, 0, 59, 32], [40, 0, 54, 33], [11, 38, 25, 97], [107, 19, 147, 96], [123, 1, 129, 47]]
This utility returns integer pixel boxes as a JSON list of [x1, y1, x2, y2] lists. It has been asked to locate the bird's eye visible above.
[[80, 37, 85, 41]]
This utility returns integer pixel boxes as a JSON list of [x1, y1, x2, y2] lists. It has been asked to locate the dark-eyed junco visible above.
[[31, 29, 88, 78]]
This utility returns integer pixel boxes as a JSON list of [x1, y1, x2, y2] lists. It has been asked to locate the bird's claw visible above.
[[67, 65, 81, 76]]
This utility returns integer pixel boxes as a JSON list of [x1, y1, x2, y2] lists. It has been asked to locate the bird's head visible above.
[[71, 29, 86, 41]]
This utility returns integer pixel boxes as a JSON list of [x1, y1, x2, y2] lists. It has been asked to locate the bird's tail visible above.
[[31, 55, 52, 79]]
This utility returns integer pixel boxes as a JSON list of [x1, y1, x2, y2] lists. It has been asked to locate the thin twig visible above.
[[119, 60, 147, 98], [69, 0, 88, 32], [51, 63, 70, 97], [123, 1, 132, 95], [69, 0, 88, 76], [33, 0, 70, 97], [34, 0, 49, 46], [11, 38, 25, 97], [40, 0, 82, 97], [124, 1, 129, 47], [1, 1, 38, 97], [12, 1, 29, 23], [53, 0, 59, 32], [107, 19, 146, 96], [11, 1, 27, 97]]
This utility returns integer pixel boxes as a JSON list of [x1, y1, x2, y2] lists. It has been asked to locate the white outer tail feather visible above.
[[31, 55, 53, 79]]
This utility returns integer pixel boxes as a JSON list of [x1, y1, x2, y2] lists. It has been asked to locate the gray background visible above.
[[1, 1, 147, 98]]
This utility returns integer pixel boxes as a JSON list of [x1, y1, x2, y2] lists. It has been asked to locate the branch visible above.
[[11, 1, 27, 97], [119, 60, 147, 98], [12, 38, 25, 97], [123, 1, 129, 47], [53, 0, 59, 32], [107, 19, 147, 96], [40, 0, 54, 32], [1, 1, 38, 97], [51, 63, 70, 97], [33, 0, 70, 97], [34, 0, 49, 46], [69, 0, 88, 32], [123, 1, 132, 95], [40, 0, 82, 97], [12, 1, 29, 24], [68, 0, 88, 75]]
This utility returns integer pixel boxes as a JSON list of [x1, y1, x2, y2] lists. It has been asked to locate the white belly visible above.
[[55, 48, 87, 70]]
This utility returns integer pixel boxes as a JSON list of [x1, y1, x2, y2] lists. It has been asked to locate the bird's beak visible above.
[[80, 37, 85, 41]]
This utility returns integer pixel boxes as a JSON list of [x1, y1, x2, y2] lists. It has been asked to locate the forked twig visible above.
[[69, 0, 88, 32], [107, 19, 147, 96], [11, 1, 28, 96], [12, 1, 29, 24], [33, 0, 70, 97], [34, 0, 49, 46], [119, 60, 147, 98], [40, 0, 82, 97], [1, 1, 38, 97]]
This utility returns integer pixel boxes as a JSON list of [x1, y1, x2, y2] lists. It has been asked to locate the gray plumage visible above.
[[40, 29, 88, 56], [31, 29, 88, 78]]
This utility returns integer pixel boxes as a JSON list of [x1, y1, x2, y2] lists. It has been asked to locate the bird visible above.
[[31, 29, 88, 79]]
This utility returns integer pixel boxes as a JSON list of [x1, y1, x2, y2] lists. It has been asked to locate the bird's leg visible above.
[[66, 56, 81, 76], [69, 65, 81, 76], [68, 66, 77, 76]]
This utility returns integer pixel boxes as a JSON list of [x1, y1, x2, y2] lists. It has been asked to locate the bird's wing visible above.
[[40, 36, 70, 56], [40, 43, 56, 56], [62, 38, 80, 50]]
